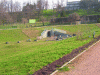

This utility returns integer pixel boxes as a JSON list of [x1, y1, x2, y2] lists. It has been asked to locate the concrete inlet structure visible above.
[[39, 29, 72, 40], [41, 30, 52, 38]]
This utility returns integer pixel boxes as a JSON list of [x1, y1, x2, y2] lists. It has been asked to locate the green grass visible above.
[[0, 24, 100, 75], [42, 9, 100, 18], [58, 66, 70, 72], [0, 22, 51, 29], [0, 37, 91, 75], [0, 25, 13, 29], [0, 29, 29, 43], [56, 24, 100, 39]]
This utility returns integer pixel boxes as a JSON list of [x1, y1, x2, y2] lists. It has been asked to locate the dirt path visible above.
[[55, 40, 100, 75]]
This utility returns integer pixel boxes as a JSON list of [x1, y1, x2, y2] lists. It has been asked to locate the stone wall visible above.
[[50, 15, 100, 24], [50, 17, 68, 24], [81, 15, 100, 23]]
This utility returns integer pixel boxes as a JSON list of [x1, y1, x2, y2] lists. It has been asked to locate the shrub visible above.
[[22, 18, 28, 24], [68, 12, 80, 25], [60, 10, 66, 17], [97, 18, 100, 23]]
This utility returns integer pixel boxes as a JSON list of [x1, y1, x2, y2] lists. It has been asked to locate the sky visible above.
[[7, 0, 81, 9], [12, 0, 81, 4]]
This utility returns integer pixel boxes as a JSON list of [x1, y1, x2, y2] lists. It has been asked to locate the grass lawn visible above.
[[0, 24, 100, 75]]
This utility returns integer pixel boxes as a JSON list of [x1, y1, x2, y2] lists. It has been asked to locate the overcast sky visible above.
[[12, 0, 81, 3], [7, 0, 81, 9]]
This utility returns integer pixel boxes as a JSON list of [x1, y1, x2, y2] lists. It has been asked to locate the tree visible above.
[[56, 0, 66, 18], [22, 18, 28, 24], [52, 1, 56, 13], [60, 10, 66, 17], [0, 0, 13, 25], [40, 16, 46, 26], [13, 1, 21, 12], [68, 12, 80, 25], [37, 0, 45, 11], [22, 3, 36, 12], [22, 3, 36, 20], [61, 0, 64, 8], [44, 0, 49, 10], [97, 18, 100, 23], [56, 0, 62, 12], [11, 0, 13, 12], [51, 15, 56, 24], [37, 0, 45, 18]]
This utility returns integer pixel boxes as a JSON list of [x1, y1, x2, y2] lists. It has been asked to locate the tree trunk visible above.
[[43, 22, 44, 26], [71, 22, 72, 25]]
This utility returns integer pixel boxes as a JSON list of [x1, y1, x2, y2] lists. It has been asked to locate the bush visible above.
[[60, 10, 66, 17], [97, 18, 100, 23], [22, 18, 28, 24], [68, 12, 80, 25]]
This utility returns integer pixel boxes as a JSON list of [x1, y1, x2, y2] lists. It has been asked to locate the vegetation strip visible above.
[[32, 35, 100, 75]]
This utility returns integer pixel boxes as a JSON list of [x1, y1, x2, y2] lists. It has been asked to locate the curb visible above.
[[50, 40, 100, 75]]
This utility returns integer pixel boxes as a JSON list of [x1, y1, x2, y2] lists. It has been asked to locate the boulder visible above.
[[6, 42, 9, 44], [34, 40, 38, 42], [17, 41, 20, 43], [27, 39, 31, 42], [73, 34, 76, 36]]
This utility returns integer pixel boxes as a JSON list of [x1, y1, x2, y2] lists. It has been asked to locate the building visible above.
[[81, 0, 99, 2], [65, 0, 99, 10], [65, 1, 80, 10], [80, 0, 99, 9]]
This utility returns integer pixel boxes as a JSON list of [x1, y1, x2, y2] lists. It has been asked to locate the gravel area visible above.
[[55, 40, 100, 75]]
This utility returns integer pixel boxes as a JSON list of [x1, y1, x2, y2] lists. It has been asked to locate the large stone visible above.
[[73, 34, 76, 36], [17, 41, 20, 43], [6, 42, 9, 44], [37, 36, 42, 40], [34, 40, 38, 42], [69, 35, 72, 37], [27, 39, 31, 42], [56, 38, 59, 40]]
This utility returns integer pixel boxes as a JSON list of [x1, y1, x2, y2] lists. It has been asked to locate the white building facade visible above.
[[65, 1, 80, 10]]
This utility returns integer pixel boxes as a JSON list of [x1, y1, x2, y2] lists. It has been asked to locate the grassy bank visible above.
[[0, 24, 100, 74]]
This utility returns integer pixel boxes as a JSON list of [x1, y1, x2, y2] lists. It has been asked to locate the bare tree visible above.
[[56, 0, 61, 11], [37, 0, 45, 11], [11, 0, 13, 12], [13, 1, 21, 12], [37, 0, 45, 18], [61, 0, 64, 7], [45, 0, 49, 10], [0, 0, 13, 25], [40, 16, 46, 26], [68, 12, 80, 25], [52, 1, 57, 13], [22, 18, 28, 24], [56, 0, 62, 18], [37, 0, 42, 18], [51, 15, 56, 24], [0, 0, 8, 12]]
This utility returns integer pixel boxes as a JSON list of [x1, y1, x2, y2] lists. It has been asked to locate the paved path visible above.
[[55, 40, 100, 75]]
